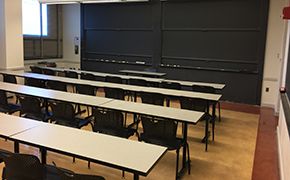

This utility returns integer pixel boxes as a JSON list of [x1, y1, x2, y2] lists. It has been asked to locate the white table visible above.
[[30, 65, 225, 90], [11, 122, 167, 179], [0, 114, 166, 179], [0, 113, 41, 138], [119, 69, 166, 78], [0, 113, 42, 153]]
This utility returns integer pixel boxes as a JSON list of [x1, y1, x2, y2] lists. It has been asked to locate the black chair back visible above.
[[93, 109, 124, 132], [76, 84, 95, 96], [140, 92, 164, 106], [43, 69, 55, 76], [19, 96, 42, 115], [65, 70, 78, 79], [30, 66, 43, 74], [80, 72, 95, 81], [105, 76, 122, 84], [104, 88, 125, 100], [51, 101, 74, 120], [140, 116, 178, 145], [192, 85, 215, 93], [3, 153, 44, 180], [180, 97, 207, 112], [160, 82, 181, 90], [3, 74, 17, 84], [18, 96, 45, 121], [25, 78, 45, 88], [128, 78, 148, 86], [46, 80, 67, 92], [0, 90, 8, 107]]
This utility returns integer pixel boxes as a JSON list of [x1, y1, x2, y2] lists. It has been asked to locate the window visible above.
[[22, 0, 48, 36]]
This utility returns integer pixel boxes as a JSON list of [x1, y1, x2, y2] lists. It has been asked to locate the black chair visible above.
[[160, 81, 181, 90], [105, 76, 122, 84], [140, 116, 190, 180], [192, 85, 221, 122], [140, 92, 164, 106], [80, 72, 95, 81], [3, 74, 17, 84], [43, 69, 55, 76], [127, 78, 148, 101], [30, 66, 43, 74], [25, 77, 46, 88], [64, 71, 78, 93], [160, 81, 181, 107], [92, 109, 135, 138], [3, 74, 19, 103], [64, 70, 78, 79], [180, 97, 212, 149], [46, 80, 67, 92], [128, 78, 148, 87], [0, 151, 61, 180], [104, 88, 125, 100], [0, 90, 21, 114], [18, 95, 49, 122], [76, 84, 96, 115], [50, 101, 91, 129]]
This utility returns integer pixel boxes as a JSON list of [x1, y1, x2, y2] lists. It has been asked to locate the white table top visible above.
[[11, 123, 167, 175], [0, 81, 111, 107], [119, 70, 166, 77], [101, 100, 204, 124], [30, 66, 225, 89], [0, 71, 221, 102], [0, 113, 42, 137]]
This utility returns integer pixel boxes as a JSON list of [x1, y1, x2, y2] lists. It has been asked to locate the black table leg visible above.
[[41, 148, 47, 164], [212, 103, 216, 141], [14, 142, 19, 153], [133, 173, 139, 180], [182, 123, 188, 169]]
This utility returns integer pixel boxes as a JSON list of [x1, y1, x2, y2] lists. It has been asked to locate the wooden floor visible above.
[[0, 95, 262, 180]]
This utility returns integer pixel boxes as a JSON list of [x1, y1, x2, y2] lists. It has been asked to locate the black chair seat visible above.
[[22, 113, 50, 122], [0, 103, 21, 114], [55, 117, 91, 129], [140, 134, 183, 150]]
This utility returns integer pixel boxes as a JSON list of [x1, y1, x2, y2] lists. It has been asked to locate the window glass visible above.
[[22, 0, 47, 36]]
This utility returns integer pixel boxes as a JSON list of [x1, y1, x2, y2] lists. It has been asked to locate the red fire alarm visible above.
[[283, 6, 290, 19]]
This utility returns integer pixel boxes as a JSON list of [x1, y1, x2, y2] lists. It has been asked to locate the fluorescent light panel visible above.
[[39, 0, 80, 4], [39, 0, 148, 4], [82, 0, 148, 3]]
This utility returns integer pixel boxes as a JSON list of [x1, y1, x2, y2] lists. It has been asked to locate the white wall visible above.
[[62, 4, 81, 63], [0, 0, 24, 70], [277, 102, 290, 180], [261, 0, 288, 112]]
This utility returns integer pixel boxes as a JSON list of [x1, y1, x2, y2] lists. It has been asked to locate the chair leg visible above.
[[176, 148, 180, 180], [73, 157, 75, 163], [186, 142, 191, 175], [122, 170, 125, 178], [88, 161, 91, 169], [218, 102, 221, 122]]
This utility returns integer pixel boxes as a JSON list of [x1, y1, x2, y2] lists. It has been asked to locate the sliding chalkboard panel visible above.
[[81, 0, 269, 104], [82, 3, 154, 65]]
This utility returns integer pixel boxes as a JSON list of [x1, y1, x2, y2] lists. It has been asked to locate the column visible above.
[[0, 0, 24, 70]]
